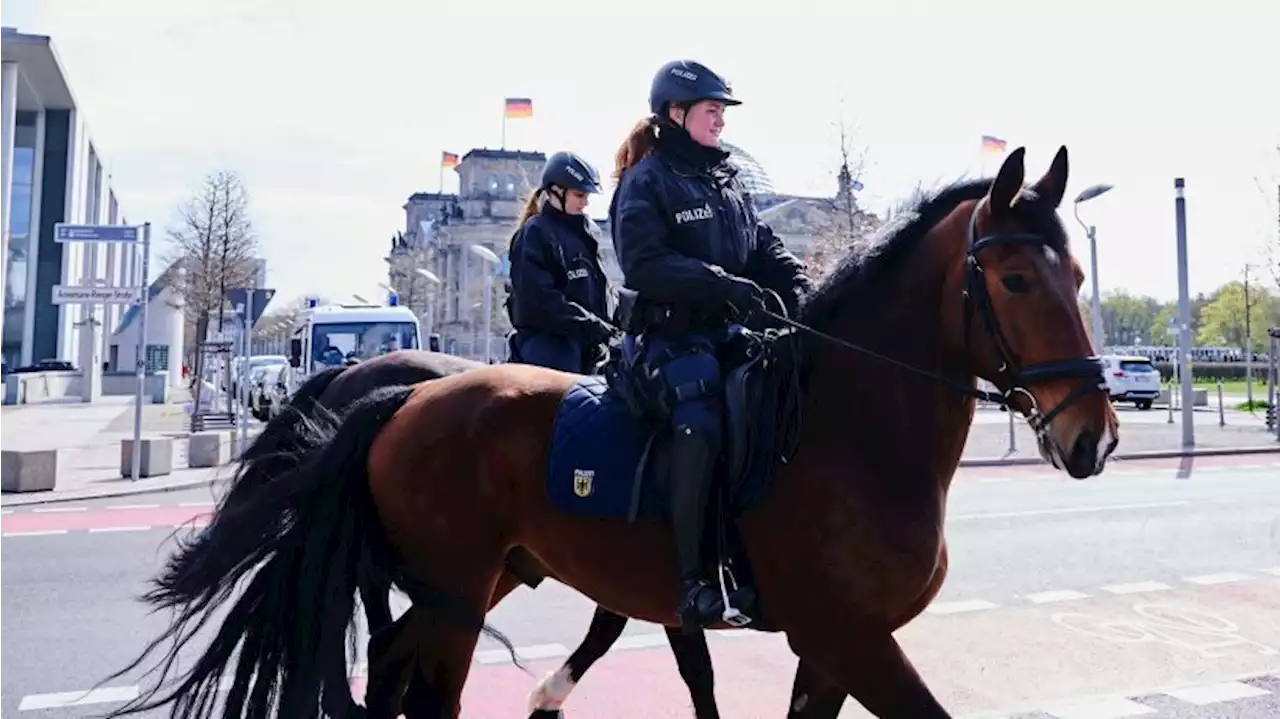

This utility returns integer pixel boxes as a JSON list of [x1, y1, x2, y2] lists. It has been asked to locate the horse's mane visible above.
[[798, 177, 1069, 332]]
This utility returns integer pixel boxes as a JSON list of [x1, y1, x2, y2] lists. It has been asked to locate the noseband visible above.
[[760, 197, 1106, 442], [960, 200, 1106, 439]]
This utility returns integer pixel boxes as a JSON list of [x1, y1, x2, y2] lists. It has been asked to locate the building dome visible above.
[[721, 141, 775, 195]]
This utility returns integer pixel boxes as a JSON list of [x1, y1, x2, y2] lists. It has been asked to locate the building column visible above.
[[1, 62, 18, 363], [21, 109, 47, 366]]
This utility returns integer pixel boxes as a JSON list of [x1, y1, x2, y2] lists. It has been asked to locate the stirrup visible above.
[[716, 562, 752, 627]]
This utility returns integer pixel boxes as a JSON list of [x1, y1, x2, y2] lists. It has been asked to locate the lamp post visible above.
[[415, 267, 442, 343], [469, 244, 500, 363], [1072, 183, 1115, 352]]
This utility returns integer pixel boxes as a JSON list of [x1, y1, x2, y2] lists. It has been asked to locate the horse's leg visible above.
[[664, 627, 719, 719], [526, 605, 628, 718], [786, 628, 948, 718], [786, 658, 846, 718], [398, 567, 528, 719]]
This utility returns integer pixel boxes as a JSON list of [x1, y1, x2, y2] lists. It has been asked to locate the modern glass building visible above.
[[721, 141, 775, 196], [2, 27, 133, 373]]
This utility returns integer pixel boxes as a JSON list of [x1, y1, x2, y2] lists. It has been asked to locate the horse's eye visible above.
[[1000, 274, 1030, 294]]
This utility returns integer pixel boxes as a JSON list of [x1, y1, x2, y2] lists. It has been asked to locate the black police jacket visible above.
[[609, 128, 810, 317], [507, 202, 612, 343]]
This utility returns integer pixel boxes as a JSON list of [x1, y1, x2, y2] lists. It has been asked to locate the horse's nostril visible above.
[[1067, 432, 1100, 479]]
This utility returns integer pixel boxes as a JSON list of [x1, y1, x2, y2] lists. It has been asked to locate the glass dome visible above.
[[721, 141, 775, 195]]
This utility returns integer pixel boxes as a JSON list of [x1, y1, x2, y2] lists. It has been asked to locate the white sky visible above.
[[7, 0, 1278, 305]]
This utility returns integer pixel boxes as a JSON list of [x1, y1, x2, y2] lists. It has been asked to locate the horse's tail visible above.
[[98, 385, 448, 719], [238, 364, 347, 466]]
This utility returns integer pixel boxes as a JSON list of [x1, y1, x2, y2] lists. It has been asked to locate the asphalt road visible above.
[[4, 455, 1280, 718]]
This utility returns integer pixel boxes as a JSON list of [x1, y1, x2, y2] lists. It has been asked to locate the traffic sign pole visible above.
[[221, 287, 275, 451], [130, 222, 152, 482], [239, 289, 254, 448]]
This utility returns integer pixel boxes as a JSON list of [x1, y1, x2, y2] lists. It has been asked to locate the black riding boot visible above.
[[671, 425, 723, 633]]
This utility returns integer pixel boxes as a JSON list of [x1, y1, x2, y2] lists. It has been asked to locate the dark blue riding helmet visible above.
[[541, 151, 602, 194], [648, 60, 741, 116]]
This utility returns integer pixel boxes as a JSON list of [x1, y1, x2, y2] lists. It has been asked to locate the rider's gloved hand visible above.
[[589, 317, 621, 345], [724, 276, 767, 320]]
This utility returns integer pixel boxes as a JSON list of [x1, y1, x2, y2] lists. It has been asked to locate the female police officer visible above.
[[506, 151, 618, 373], [609, 59, 811, 632]]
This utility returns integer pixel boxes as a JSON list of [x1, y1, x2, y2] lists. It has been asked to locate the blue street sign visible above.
[[53, 223, 140, 243], [224, 287, 276, 327]]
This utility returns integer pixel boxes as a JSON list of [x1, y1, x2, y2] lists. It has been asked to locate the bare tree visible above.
[[163, 170, 261, 353], [803, 106, 879, 281], [1249, 141, 1280, 289]]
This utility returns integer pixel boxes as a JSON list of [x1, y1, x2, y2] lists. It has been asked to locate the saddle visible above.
[[595, 318, 803, 628]]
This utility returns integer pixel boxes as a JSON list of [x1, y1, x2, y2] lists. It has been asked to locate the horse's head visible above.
[[947, 146, 1118, 478]]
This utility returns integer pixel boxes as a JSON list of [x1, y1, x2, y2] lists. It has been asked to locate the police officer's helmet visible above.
[[648, 60, 741, 117], [541, 151, 602, 195]]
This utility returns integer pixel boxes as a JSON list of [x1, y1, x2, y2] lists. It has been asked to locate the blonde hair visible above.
[[515, 187, 545, 230]]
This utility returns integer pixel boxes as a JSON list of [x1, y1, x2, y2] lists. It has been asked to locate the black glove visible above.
[[724, 276, 767, 320], [588, 317, 621, 345]]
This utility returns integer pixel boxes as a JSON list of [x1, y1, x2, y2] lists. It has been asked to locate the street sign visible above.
[[53, 222, 140, 243], [52, 284, 141, 305], [224, 287, 276, 327]]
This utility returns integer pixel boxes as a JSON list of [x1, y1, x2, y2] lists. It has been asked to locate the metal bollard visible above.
[[1007, 403, 1017, 456], [1217, 379, 1225, 427], [1167, 381, 1175, 424]]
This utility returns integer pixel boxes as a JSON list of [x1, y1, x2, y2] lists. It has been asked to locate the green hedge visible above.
[[1150, 361, 1273, 382]]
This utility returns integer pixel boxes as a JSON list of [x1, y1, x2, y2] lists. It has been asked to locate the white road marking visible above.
[[19, 686, 139, 711], [1099, 581, 1171, 595], [950, 501, 1189, 522], [1044, 696, 1157, 718], [611, 633, 672, 650], [31, 506, 86, 513], [474, 642, 570, 665], [88, 526, 153, 533], [178, 501, 214, 508], [925, 599, 1001, 615], [1182, 572, 1254, 585], [1024, 590, 1091, 604], [1258, 567, 1280, 577], [107, 503, 159, 510], [1162, 679, 1270, 705], [2, 529, 69, 538]]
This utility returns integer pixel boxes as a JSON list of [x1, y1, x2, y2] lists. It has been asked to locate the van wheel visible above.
[[1136, 400, 1153, 410]]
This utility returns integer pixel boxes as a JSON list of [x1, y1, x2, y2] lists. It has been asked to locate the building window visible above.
[[3, 115, 39, 370], [145, 344, 169, 373]]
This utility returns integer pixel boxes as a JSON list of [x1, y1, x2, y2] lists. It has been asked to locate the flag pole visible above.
[[438, 163, 444, 194], [501, 101, 507, 150]]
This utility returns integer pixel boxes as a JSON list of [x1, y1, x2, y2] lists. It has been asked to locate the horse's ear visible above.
[[1030, 145, 1070, 209], [987, 147, 1026, 217]]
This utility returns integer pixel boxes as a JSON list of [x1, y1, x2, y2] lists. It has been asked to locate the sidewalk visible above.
[[961, 404, 1279, 465], [1, 392, 255, 506]]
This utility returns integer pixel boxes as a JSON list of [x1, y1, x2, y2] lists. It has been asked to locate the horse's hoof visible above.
[[528, 711, 565, 719]]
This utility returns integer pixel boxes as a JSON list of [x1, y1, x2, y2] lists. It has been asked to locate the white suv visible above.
[[1101, 355, 1162, 410]]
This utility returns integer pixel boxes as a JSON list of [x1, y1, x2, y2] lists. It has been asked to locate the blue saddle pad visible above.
[[546, 376, 666, 521]]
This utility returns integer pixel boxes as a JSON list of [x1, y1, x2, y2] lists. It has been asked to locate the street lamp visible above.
[[469, 244, 500, 363], [415, 268, 442, 341], [1072, 183, 1115, 352]]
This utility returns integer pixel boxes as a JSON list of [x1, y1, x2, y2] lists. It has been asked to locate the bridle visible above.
[[759, 196, 1107, 443]]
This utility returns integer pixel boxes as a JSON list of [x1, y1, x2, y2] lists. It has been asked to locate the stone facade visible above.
[[386, 146, 879, 359]]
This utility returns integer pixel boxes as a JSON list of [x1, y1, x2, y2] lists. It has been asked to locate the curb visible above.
[[959, 444, 1280, 468], [0, 469, 233, 507]]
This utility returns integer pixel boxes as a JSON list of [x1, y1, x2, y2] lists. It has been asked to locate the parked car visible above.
[[1101, 355, 1162, 410], [247, 363, 288, 421]]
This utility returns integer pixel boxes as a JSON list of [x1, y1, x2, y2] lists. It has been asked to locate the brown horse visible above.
[[105, 146, 1119, 719], [234, 349, 725, 718]]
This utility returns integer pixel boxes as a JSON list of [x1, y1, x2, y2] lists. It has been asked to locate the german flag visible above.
[[980, 134, 1008, 154], [504, 97, 533, 119], [441, 151, 459, 169]]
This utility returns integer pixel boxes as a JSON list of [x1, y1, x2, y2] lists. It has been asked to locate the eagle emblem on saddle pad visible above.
[[572, 469, 595, 498]]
